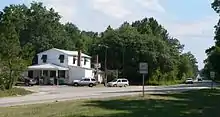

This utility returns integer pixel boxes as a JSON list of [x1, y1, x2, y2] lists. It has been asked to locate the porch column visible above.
[[66, 70, 69, 84], [41, 70, 44, 77], [38, 70, 41, 85], [56, 70, 59, 85], [48, 70, 51, 85], [48, 70, 50, 78], [41, 70, 43, 85]]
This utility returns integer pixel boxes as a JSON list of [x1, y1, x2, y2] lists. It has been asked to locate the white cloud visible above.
[[24, 0, 165, 21], [160, 16, 218, 69], [135, 0, 165, 13], [21, 0, 217, 69], [90, 0, 131, 19], [25, 0, 78, 23], [163, 16, 218, 39], [90, 0, 165, 19]]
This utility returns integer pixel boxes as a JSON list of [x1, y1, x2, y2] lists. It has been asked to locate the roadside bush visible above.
[[0, 85, 5, 91], [0, 88, 32, 97]]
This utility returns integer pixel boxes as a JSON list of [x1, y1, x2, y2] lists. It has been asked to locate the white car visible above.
[[107, 78, 129, 87], [73, 77, 97, 87], [185, 78, 194, 84]]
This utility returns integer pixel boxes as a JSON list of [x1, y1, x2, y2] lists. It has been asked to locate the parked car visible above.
[[73, 77, 97, 87], [15, 77, 37, 86], [24, 77, 37, 86], [107, 78, 129, 87], [185, 78, 194, 84]]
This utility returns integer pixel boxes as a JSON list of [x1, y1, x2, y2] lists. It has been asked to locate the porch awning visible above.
[[28, 63, 69, 71]]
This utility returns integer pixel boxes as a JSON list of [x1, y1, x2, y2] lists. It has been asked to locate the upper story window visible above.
[[73, 56, 76, 64], [59, 54, 64, 63], [84, 58, 88, 65], [41, 54, 47, 63]]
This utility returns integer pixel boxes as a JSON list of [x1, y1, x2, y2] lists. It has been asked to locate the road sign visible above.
[[139, 62, 148, 74], [210, 71, 215, 79], [139, 62, 148, 97]]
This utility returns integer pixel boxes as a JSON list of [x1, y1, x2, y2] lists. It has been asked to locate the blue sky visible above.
[[0, 0, 218, 69]]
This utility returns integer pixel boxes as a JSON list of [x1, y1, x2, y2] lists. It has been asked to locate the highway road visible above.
[[0, 80, 218, 107]]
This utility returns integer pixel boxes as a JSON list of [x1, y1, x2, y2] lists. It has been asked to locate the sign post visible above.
[[139, 62, 148, 97], [210, 71, 215, 89]]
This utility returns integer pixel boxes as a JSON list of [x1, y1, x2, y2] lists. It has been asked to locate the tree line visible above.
[[0, 2, 198, 90], [202, 0, 220, 81]]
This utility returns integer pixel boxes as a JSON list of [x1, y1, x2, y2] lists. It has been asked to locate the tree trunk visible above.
[[6, 60, 13, 90], [8, 69, 13, 89]]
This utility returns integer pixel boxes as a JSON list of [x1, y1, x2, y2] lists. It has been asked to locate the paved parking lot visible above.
[[21, 85, 144, 94], [0, 81, 216, 107]]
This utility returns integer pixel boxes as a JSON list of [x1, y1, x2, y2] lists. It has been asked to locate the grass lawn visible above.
[[0, 87, 32, 98], [0, 88, 220, 117], [148, 80, 184, 86], [216, 80, 220, 83]]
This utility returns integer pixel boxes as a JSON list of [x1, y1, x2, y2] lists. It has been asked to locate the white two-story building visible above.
[[25, 48, 103, 85]]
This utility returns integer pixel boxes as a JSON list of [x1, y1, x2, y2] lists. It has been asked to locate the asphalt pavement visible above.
[[0, 80, 218, 107]]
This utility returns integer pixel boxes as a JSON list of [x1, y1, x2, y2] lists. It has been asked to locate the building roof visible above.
[[28, 63, 69, 71], [69, 65, 93, 70], [38, 48, 91, 58]]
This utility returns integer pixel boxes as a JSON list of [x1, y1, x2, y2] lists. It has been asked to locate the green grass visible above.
[[0, 87, 32, 98], [0, 88, 220, 117], [148, 80, 184, 86], [215, 80, 220, 83]]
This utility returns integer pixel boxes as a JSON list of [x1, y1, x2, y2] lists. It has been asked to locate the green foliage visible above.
[[0, 2, 198, 87], [204, 0, 220, 81], [91, 18, 198, 83], [0, 18, 29, 89], [178, 52, 198, 79]]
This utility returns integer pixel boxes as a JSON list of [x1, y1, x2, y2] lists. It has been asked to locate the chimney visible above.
[[77, 49, 81, 66]]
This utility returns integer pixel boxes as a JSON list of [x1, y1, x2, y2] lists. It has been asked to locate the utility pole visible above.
[[122, 46, 125, 77], [104, 46, 108, 86], [142, 74, 145, 96], [98, 44, 108, 86], [95, 55, 99, 82]]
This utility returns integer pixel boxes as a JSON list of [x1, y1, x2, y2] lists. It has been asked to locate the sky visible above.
[[0, 0, 219, 69]]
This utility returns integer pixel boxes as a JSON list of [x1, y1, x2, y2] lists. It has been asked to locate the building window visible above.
[[28, 71, 33, 78], [43, 70, 48, 77], [50, 71, 56, 77], [73, 57, 76, 64], [58, 70, 65, 78], [59, 54, 64, 63], [41, 55, 47, 63], [84, 58, 88, 65]]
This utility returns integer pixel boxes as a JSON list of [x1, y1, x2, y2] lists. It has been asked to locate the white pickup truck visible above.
[[73, 77, 97, 87]]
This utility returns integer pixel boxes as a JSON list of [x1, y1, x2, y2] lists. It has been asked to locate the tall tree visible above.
[[0, 23, 27, 89], [204, 0, 220, 80]]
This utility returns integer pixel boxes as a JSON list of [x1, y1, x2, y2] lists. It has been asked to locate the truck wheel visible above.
[[89, 83, 94, 87], [113, 84, 117, 87], [124, 84, 128, 87], [73, 83, 79, 87]]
